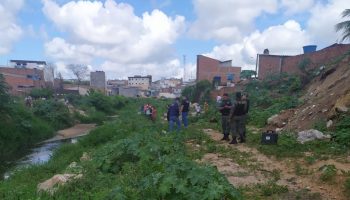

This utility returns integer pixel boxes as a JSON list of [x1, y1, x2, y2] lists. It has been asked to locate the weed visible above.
[[319, 164, 337, 182], [294, 163, 311, 176]]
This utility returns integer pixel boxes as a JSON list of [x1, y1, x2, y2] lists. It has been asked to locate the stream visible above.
[[2, 137, 78, 180]]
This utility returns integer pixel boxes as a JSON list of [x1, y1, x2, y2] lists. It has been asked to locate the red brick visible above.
[[197, 55, 241, 84]]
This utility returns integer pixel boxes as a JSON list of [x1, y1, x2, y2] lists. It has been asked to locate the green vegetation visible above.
[[0, 79, 128, 179], [335, 9, 350, 42], [0, 100, 242, 199], [29, 88, 54, 99], [333, 115, 350, 148], [182, 80, 212, 103], [33, 99, 73, 130], [245, 73, 302, 127], [240, 70, 256, 79], [319, 165, 337, 182]]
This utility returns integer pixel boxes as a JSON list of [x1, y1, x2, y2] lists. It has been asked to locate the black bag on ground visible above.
[[261, 130, 278, 145]]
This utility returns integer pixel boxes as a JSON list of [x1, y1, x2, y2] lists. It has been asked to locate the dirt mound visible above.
[[201, 129, 349, 200], [268, 55, 350, 132]]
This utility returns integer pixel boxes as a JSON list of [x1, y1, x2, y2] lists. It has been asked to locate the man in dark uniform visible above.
[[218, 93, 232, 141], [229, 92, 248, 144]]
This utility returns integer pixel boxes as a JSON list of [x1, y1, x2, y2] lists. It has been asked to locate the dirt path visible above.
[[42, 124, 96, 143], [201, 128, 349, 200]]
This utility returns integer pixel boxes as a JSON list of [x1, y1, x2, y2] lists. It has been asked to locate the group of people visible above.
[[167, 96, 190, 132], [142, 103, 157, 121], [218, 92, 249, 144]]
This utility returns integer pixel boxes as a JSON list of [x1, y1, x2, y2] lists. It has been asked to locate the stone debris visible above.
[[326, 120, 333, 128], [37, 174, 82, 194], [297, 129, 331, 144]]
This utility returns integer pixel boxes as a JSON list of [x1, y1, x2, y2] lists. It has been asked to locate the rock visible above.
[[80, 152, 91, 162], [335, 106, 348, 113], [267, 114, 279, 125], [297, 129, 331, 144], [326, 120, 333, 128], [37, 174, 82, 194], [322, 109, 328, 113], [275, 128, 283, 133]]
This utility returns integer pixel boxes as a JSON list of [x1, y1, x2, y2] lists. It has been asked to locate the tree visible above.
[[240, 70, 256, 79], [0, 74, 10, 112], [67, 64, 89, 91], [336, 9, 350, 42]]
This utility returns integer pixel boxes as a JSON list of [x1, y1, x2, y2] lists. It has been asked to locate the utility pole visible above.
[[183, 55, 186, 82]]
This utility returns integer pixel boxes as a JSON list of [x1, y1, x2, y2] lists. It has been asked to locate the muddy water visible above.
[[2, 138, 77, 180]]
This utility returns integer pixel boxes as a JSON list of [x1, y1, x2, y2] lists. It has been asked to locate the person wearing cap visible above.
[[218, 93, 232, 141], [229, 92, 248, 144]]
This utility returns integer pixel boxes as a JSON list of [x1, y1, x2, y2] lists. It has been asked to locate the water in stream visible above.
[[3, 138, 77, 180]]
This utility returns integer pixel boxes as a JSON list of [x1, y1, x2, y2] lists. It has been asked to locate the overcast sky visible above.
[[0, 0, 348, 80]]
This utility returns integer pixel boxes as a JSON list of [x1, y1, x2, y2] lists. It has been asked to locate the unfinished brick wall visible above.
[[197, 55, 241, 84], [0, 67, 45, 96], [258, 44, 350, 79]]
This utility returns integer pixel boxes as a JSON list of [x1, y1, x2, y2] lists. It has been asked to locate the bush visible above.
[[29, 88, 54, 99], [333, 115, 350, 147], [33, 99, 73, 129], [319, 165, 337, 182]]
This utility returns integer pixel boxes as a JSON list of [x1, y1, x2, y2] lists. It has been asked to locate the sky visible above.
[[0, 0, 349, 80]]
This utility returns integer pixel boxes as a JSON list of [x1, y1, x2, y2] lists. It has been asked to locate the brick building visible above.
[[196, 55, 241, 86], [257, 43, 350, 79], [0, 67, 45, 96]]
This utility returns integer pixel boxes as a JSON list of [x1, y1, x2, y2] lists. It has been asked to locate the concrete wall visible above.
[[197, 55, 241, 84], [90, 71, 106, 92], [258, 44, 350, 79]]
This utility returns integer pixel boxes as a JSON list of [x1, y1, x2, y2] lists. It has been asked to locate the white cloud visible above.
[[42, 0, 185, 79], [100, 59, 185, 80], [306, 0, 348, 46], [206, 20, 310, 70], [0, 0, 23, 54], [280, 0, 314, 14], [189, 0, 278, 42]]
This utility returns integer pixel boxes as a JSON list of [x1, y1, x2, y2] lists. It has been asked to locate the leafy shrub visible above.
[[333, 115, 350, 147], [29, 88, 54, 99], [33, 99, 73, 129], [319, 165, 337, 182]]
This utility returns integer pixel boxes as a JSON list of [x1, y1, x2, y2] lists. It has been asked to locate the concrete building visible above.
[[128, 75, 152, 90], [106, 79, 127, 96], [0, 66, 45, 96], [90, 71, 106, 93], [118, 86, 140, 97], [257, 43, 350, 79], [196, 55, 241, 86]]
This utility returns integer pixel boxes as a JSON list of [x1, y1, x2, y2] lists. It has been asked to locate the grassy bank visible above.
[[0, 99, 241, 199]]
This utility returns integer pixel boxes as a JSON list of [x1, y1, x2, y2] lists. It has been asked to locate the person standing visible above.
[[218, 93, 232, 141], [229, 92, 248, 144], [168, 98, 181, 132], [180, 96, 190, 128], [240, 92, 250, 143]]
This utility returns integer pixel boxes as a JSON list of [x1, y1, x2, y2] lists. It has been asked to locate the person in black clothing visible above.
[[168, 98, 181, 132], [218, 93, 232, 141], [180, 96, 190, 128], [241, 92, 250, 143], [229, 92, 248, 144]]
